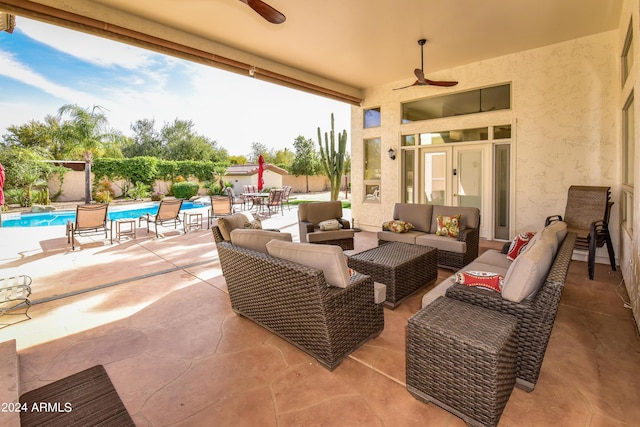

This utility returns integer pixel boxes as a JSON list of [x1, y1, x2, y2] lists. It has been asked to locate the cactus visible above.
[[317, 113, 347, 201]]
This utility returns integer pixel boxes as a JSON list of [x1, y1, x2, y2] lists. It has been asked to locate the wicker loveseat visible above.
[[420, 220, 577, 391], [212, 225, 384, 370], [378, 203, 480, 269]]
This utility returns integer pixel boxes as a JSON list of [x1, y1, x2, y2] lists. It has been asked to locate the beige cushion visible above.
[[374, 282, 387, 304], [306, 229, 354, 243], [301, 201, 343, 225], [377, 230, 421, 244], [501, 239, 554, 302], [230, 229, 292, 253], [217, 212, 254, 241], [545, 220, 568, 246], [266, 240, 350, 288], [431, 205, 480, 232], [415, 234, 467, 253], [393, 203, 432, 232]]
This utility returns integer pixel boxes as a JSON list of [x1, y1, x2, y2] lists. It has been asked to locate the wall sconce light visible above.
[[388, 148, 396, 160]]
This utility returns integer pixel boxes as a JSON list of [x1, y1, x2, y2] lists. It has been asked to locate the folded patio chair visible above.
[[546, 185, 615, 279], [139, 198, 183, 237], [66, 203, 109, 250], [0, 275, 32, 327]]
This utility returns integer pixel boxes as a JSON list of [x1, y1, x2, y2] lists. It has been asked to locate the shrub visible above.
[[172, 181, 199, 199], [151, 192, 165, 201], [127, 182, 151, 200]]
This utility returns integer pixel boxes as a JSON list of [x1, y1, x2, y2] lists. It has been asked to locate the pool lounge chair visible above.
[[139, 199, 184, 237], [67, 203, 109, 250], [0, 275, 32, 327]]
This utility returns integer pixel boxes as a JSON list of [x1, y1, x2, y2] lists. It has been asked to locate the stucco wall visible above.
[[352, 30, 619, 255]]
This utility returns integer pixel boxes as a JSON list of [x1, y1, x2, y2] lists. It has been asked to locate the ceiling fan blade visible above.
[[393, 81, 422, 90], [425, 78, 458, 87], [240, 0, 286, 24]]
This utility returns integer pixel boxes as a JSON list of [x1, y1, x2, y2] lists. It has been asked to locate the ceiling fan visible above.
[[239, 0, 286, 24], [394, 39, 458, 90]]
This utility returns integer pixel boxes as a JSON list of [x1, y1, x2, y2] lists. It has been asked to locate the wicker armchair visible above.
[[445, 231, 577, 392], [214, 227, 384, 370], [298, 201, 355, 250]]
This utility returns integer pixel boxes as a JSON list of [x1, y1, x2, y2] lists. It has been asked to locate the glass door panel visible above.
[[422, 151, 448, 205], [454, 148, 483, 210], [402, 149, 415, 203], [494, 144, 511, 240]]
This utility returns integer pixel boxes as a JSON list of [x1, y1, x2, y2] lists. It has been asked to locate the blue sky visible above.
[[0, 17, 351, 157]]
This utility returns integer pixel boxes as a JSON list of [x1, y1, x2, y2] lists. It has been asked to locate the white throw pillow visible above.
[[266, 240, 350, 288], [318, 219, 342, 231]]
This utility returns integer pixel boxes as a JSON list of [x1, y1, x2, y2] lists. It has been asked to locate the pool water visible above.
[[0, 201, 206, 228]]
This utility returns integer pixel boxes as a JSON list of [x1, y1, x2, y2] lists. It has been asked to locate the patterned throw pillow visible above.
[[318, 219, 342, 231], [506, 231, 535, 260], [435, 214, 461, 237], [454, 271, 504, 292], [382, 220, 414, 233], [244, 218, 262, 229]]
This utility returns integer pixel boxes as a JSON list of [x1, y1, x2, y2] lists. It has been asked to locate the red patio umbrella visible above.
[[258, 154, 265, 191]]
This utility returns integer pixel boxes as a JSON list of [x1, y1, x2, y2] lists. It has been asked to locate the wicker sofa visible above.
[[378, 203, 480, 269], [420, 220, 577, 391], [212, 225, 384, 370]]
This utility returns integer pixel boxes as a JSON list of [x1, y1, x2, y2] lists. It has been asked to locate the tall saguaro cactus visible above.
[[317, 114, 347, 201]]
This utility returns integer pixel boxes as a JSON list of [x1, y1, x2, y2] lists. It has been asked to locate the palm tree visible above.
[[57, 104, 109, 204]]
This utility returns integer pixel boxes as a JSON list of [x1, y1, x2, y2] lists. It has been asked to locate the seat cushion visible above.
[[306, 229, 355, 243], [501, 239, 554, 302], [377, 230, 422, 244], [475, 250, 513, 271], [230, 229, 292, 253], [415, 234, 467, 254], [266, 240, 351, 288]]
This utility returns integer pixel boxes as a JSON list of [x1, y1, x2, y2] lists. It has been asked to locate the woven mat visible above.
[[20, 365, 135, 427]]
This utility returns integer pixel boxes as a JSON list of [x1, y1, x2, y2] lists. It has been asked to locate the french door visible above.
[[404, 143, 510, 239]]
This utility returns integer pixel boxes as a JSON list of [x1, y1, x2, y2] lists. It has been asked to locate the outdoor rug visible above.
[[19, 364, 135, 426]]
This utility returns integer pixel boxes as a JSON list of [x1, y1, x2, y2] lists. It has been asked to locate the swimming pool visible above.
[[0, 200, 207, 228]]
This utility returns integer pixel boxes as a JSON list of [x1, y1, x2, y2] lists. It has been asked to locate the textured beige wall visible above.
[[352, 30, 619, 245]]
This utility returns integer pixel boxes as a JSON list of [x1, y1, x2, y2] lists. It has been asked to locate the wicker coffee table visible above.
[[347, 242, 437, 308]]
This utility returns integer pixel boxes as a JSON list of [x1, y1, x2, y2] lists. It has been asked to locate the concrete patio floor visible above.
[[0, 201, 639, 426]]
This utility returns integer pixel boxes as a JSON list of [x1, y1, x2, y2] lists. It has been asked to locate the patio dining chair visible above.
[[67, 203, 109, 250], [226, 187, 246, 212], [139, 198, 184, 237], [281, 185, 292, 211], [265, 188, 284, 215], [546, 185, 616, 279], [0, 275, 32, 327]]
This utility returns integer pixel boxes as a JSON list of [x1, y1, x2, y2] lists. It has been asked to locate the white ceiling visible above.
[[3, 0, 624, 93]]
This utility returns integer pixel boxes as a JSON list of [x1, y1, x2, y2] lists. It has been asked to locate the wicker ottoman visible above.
[[406, 297, 517, 427], [347, 242, 437, 308]]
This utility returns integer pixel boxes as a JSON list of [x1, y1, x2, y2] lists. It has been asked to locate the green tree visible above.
[[317, 113, 347, 201], [2, 116, 69, 159], [57, 104, 111, 204], [248, 142, 269, 163], [290, 136, 318, 193], [273, 147, 294, 171], [124, 118, 164, 158], [163, 119, 216, 161]]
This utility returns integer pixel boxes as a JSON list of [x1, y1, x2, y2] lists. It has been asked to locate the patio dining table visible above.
[[243, 192, 271, 212]]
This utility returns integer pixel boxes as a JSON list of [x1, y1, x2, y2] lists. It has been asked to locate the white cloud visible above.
[[16, 17, 159, 70], [0, 49, 94, 104]]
